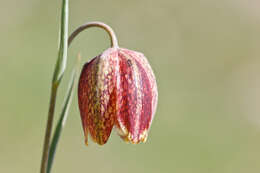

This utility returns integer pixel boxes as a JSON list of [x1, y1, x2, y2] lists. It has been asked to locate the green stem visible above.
[[47, 54, 81, 173], [40, 0, 68, 172], [68, 21, 119, 48], [40, 84, 58, 173]]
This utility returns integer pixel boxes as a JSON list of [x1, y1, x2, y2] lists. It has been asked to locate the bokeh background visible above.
[[1, 0, 260, 172]]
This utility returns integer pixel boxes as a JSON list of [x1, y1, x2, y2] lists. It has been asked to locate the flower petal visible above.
[[78, 48, 119, 145], [115, 48, 158, 144]]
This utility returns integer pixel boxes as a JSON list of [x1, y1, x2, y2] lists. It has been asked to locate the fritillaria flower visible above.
[[41, 19, 158, 173], [78, 47, 158, 145], [77, 23, 158, 145]]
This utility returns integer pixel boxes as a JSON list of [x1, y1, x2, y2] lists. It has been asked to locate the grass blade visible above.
[[52, 0, 69, 85], [40, 0, 69, 172], [47, 55, 81, 173]]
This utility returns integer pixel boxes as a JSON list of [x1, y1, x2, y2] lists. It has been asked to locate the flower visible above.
[[78, 47, 158, 145]]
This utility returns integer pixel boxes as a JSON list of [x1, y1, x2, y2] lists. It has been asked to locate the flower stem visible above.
[[47, 54, 81, 173], [68, 21, 119, 48], [40, 84, 58, 173], [40, 0, 68, 172]]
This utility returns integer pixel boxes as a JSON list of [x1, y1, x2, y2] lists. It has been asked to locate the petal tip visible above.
[[139, 130, 148, 143], [84, 139, 88, 146], [84, 128, 89, 146]]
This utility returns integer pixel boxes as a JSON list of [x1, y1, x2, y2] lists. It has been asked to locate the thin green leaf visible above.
[[47, 55, 81, 173], [40, 1, 69, 172], [52, 0, 69, 85]]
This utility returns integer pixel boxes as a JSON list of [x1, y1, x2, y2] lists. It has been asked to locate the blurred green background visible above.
[[1, 0, 260, 172]]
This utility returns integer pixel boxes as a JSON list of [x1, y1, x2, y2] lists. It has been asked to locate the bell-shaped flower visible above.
[[78, 47, 158, 145]]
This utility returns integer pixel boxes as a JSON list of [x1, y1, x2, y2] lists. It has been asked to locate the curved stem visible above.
[[68, 21, 119, 48]]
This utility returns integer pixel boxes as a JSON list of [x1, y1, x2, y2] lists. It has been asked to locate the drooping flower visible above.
[[78, 47, 158, 145]]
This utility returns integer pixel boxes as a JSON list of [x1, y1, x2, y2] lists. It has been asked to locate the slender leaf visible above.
[[47, 55, 81, 173], [52, 0, 69, 85], [40, 1, 69, 172]]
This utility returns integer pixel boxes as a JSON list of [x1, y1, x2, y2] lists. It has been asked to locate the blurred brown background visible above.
[[1, 0, 260, 172]]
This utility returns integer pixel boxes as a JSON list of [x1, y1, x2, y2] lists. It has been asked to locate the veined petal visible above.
[[115, 48, 158, 144], [78, 48, 119, 145]]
